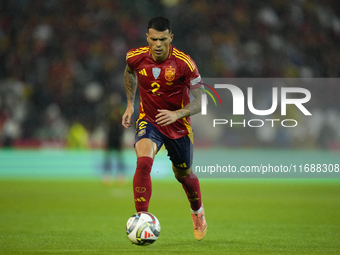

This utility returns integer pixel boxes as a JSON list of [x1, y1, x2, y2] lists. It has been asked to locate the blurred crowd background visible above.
[[0, 0, 339, 150]]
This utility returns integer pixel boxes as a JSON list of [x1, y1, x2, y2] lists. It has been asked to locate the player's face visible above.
[[146, 28, 173, 62]]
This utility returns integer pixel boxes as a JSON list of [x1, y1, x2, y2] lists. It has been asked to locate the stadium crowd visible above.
[[0, 0, 339, 149]]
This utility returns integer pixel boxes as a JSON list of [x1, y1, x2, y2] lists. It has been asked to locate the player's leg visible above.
[[133, 138, 157, 212], [172, 166, 202, 211], [166, 135, 207, 240], [133, 119, 163, 212], [173, 165, 207, 240]]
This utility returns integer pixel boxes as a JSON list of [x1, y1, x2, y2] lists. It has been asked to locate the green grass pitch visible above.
[[1, 178, 339, 255]]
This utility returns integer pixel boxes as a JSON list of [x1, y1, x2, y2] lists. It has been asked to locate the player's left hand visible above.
[[155, 109, 178, 126]]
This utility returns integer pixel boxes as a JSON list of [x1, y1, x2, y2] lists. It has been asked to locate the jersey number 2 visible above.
[[151, 82, 160, 96]]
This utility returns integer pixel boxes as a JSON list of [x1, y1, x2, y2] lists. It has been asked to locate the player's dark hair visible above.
[[147, 17, 172, 34]]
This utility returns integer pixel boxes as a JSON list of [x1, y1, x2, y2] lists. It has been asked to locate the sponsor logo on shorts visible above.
[[138, 129, 146, 137], [177, 162, 187, 168]]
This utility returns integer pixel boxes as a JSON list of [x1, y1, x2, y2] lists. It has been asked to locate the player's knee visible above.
[[136, 156, 153, 173], [173, 166, 191, 180]]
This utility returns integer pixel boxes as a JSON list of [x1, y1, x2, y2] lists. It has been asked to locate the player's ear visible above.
[[170, 34, 174, 42]]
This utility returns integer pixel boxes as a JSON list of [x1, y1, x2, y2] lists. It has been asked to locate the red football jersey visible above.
[[126, 45, 201, 139]]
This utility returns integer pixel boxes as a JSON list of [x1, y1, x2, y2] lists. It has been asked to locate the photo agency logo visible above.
[[193, 80, 312, 128]]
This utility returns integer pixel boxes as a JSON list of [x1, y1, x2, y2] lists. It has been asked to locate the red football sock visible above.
[[133, 156, 153, 212], [177, 172, 202, 211]]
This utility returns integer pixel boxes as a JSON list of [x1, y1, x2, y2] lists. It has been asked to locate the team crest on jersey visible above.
[[152, 67, 161, 79], [165, 66, 175, 81]]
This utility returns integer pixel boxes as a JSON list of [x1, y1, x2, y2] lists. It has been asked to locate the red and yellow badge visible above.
[[165, 66, 175, 81]]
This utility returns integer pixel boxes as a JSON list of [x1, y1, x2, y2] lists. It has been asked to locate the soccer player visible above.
[[122, 17, 207, 241]]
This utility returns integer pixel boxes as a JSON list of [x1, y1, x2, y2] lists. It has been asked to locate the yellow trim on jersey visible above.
[[173, 48, 195, 65], [127, 47, 149, 56], [138, 112, 146, 120], [172, 49, 196, 72], [183, 117, 193, 144], [168, 45, 172, 58], [126, 46, 150, 60], [139, 96, 144, 112], [138, 96, 146, 120], [173, 52, 194, 72], [181, 100, 194, 144]]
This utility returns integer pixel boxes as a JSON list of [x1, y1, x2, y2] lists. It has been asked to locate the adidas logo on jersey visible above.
[[139, 69, 147, 76]]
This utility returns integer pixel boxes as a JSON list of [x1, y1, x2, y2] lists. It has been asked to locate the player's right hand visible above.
[[122, 108, 134, 129]]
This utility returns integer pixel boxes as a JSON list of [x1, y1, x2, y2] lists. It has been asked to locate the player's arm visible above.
[[122, 64, 137, 129], [156, 86, 205, 126]]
